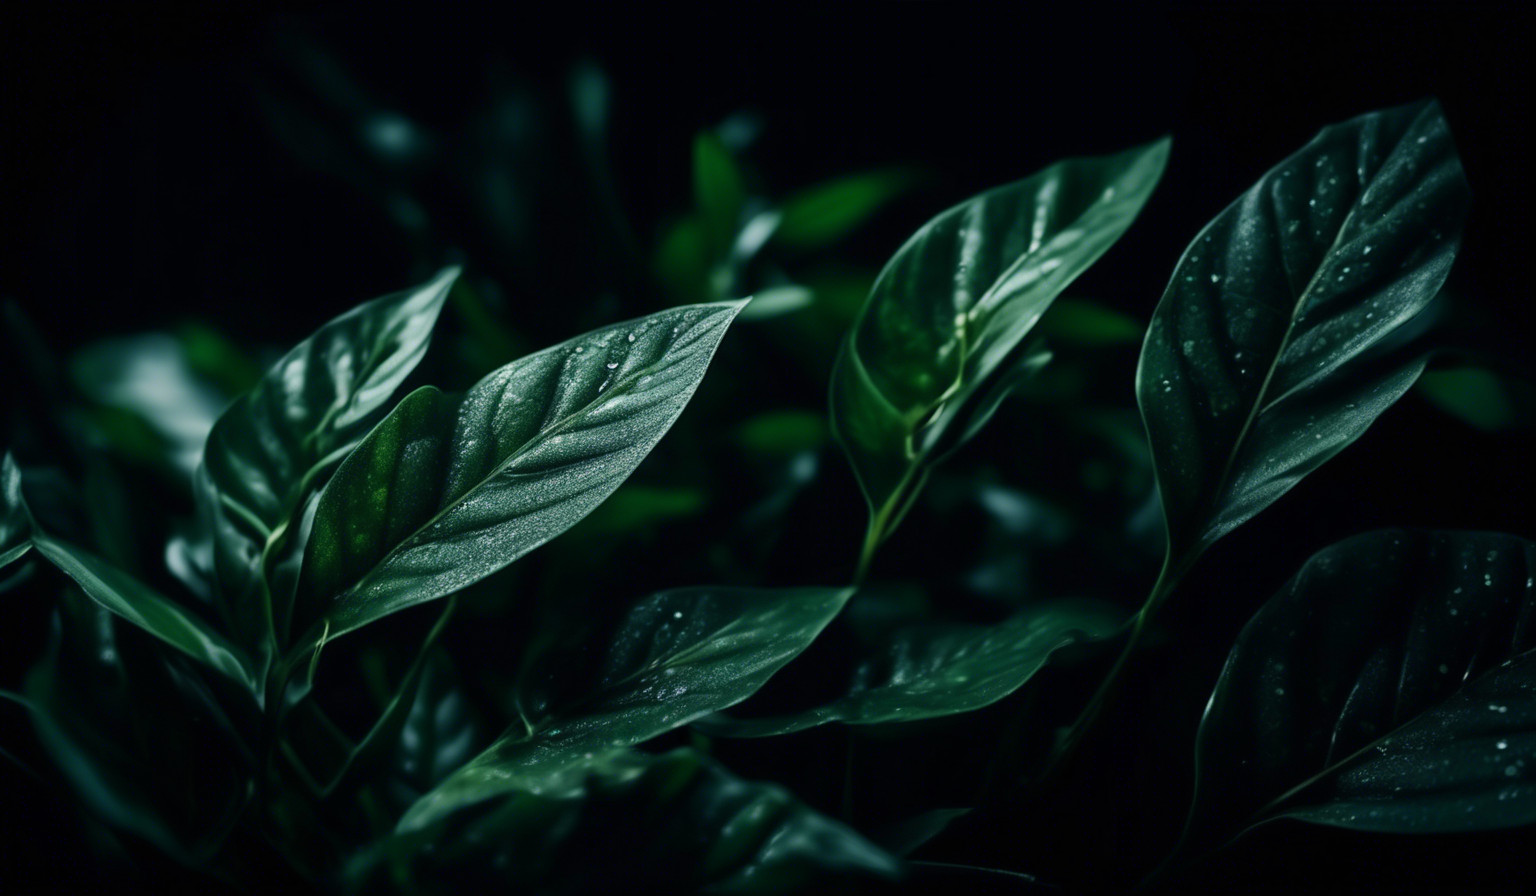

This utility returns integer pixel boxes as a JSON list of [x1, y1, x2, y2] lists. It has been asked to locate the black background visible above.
[[1, 2, 1532, 893]]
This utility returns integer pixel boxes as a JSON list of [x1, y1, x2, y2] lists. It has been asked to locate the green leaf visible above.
[[571, 484, 707, 536], [1037, 297, 1143, 346], [697, 601, 1120, 736], [295, 303, 745, 641], [773, 169, 913, 250], [1138, 100, 1468, 562], [1, 455, 31, 573], [1191, 530, 1536, 840], [694, 131, 746, 253], [70, 333, 228, 477], [832, 139, 1169, 555], [1418, 366, 1521, 431], [735, 409, 829, 456], [368, 748, 898, 894], [197, 268, 458, 654], [8, 457, 257, 691], [400, 586, 851, 829], [738, 284, 815, 320]]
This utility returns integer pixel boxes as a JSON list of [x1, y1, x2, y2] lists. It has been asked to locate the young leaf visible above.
[[832, 139, 1169, 558], [370, 749, 898, 894], [773, 169, 913, 250], [1191, 530, 1536, 841], [197, 268, 458, 652], [294, 303, 745, 641], [1138, 100, 1468, 562], [698, 602, 1120, 736], [400, 586, 851, 829]]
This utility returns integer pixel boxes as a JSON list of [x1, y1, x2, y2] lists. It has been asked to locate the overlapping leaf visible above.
[[366, 749, 898, 894], [699, 602, 1120, 736], [1192, 530, 1536, 840], [1138, 100, 1468, 560], [196, 268, 458, 650], [293, 302, 745, 641], [832, 139, 1169, 550], [400, 586, 850, 829]]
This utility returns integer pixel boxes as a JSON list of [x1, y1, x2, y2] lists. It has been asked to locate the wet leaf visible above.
[[1138, 101, 1468, 562], [1192, 530, 1536, 839]]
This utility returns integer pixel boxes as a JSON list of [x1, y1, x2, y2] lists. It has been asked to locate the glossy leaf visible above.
[[400, 586, 851, 828], [1138, 100, 1468, 559], [697, 601, 1120, 736], [294, 302, 745, 641], [832, 139, 1169, 548], [1192, 530, 1536, 838], [196, 268, 458, 650], [773, 169, 912, 250], [370, 748, 898, 894], [10, 460, 258, 691]]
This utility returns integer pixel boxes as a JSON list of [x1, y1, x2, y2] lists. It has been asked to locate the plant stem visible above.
[[1038, 551, 1189, 783]]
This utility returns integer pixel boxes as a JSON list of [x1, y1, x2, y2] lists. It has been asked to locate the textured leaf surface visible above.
[[295, 302, 745, 640], [832, 140, 1168, 536], [1193, 530, 1536, 837], [400, 586, 850, 828], [196, 268, 457, 648], [1138, 101, 1468, 558], [371, 749, 898, 894], [699, 602, 1119, 736]]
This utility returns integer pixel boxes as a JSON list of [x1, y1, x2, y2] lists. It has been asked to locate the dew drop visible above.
[[605, 362, 618, 369]]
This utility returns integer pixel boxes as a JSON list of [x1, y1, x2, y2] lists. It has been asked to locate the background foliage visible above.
[[1, 4, 1531, 893]]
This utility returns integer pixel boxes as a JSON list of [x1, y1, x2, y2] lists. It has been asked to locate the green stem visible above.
[[1038, 550, 1191, 783]]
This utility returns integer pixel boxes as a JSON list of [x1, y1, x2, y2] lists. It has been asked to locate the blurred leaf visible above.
[[368, 748, 897, 894], [735, 410, 829, 456], [738, 284, 814, 320], [400, 586, 851, 828], [833, 139, 1169, 560], [573, 485, 708, 536], [1, 455, 31, 573], [197, 268, 458, 657], [655, 215, 712, 303], [1138, 100, 1467, 564], [176, 323, 263, 397], [773, 169, 913, 250], [697, 601, 1120, 736], [1037, 298, 1143, 346], [70, 333, 228, 477], [1192, 530, 1536, 840], [1418, 367, 1521, 431], [295, 302, 745, 643], [693, 131, 746, 255]]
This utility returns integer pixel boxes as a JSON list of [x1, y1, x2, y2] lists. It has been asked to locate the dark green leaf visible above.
[[697, 601, 1120, 736], [833, 139, 1169, 551], [773, 169, 913, 250], [694, 131, 746, 253], [1418, 366, 1521, 431], [1192, 530, 1536, 838], [197, 268, 458, 653], [735, 409, 829, 456], [9, 457, 257, 691], [1138, 101, 1468, 560], [295, 302, 745, 641], [370, 748, 898, 894], [1, 455, 31, 573], [400, 586, 851, 828], [1037, 297, 1143, 346], [571, 484, 707, 535]]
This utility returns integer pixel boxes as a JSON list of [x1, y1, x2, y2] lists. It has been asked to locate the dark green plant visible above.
[[3, 98, 1530, 893]]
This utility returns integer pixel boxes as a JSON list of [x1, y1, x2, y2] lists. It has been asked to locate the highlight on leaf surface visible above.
[[294, 302, 746, 641]]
